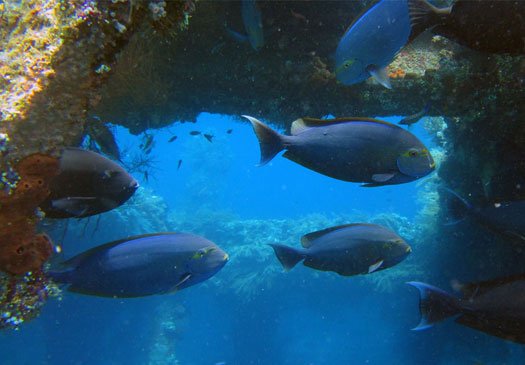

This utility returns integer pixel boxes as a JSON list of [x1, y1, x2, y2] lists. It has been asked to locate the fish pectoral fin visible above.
[[368, 260, 384, 274], [366, 65, 392, 89], [175, 273, 192, 288], [372, 173, 396, 183]]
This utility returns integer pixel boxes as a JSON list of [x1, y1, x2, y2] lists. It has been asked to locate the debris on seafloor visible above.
[[0, 153, 61, 329]]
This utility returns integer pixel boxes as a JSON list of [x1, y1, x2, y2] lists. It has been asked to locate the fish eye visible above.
[[408, 149, 418, 157]]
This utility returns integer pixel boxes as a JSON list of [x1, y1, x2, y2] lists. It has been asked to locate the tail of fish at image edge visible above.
[[268, 243, 305, 271], [439, 187, 473, 225], [406, 282, 462, 330], [242, 115, 286, 165]]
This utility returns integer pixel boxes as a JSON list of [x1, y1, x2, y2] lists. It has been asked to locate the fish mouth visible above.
[[223, 253, 229, 262]]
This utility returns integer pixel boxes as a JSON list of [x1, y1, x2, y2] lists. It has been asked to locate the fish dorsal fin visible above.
[[460, 273, 525, 300], [63, 232, 180, 268], [301, 223, 364, 248], [291, 117, 397, 135]]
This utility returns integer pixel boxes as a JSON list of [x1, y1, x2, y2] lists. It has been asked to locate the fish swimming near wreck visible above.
[[408, 274, 525, 344], [398, 103, 430, 127], [442, 187, 525, 244], [269, 223, 411, 276], [40, 148, 139, 218], [336, 0, 419, 88], [47, 233, 229, 298], [85, 117, 121, 161], [409, 0, 525, 55], [244, 115, 435, 186]]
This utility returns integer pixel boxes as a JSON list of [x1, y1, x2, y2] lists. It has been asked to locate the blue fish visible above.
[[335, 0, 416, 88], [244, 115, 435, 186], [242, 0, 264, 51], [442, 187, 525, 244], [48, 233, 229, 298]]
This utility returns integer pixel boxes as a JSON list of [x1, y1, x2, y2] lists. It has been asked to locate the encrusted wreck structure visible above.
[[0, 0, 524, 328]]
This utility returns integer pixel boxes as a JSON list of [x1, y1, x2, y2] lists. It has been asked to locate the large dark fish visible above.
[[47, 233, 229, 298], [336, 0, 416, 88], [442, 187, 525, 243], [269, 223, 411, 276], [244, 115, 435, 186], [85, 118, 121, 161], [40, 148, 139, 219], [409, 0, 525, 55], [408, 275, 525, 344]]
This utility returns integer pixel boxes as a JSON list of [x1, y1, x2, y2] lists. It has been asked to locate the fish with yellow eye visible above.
[[47, 233, 228, 298], [244, 115, 435, 187]]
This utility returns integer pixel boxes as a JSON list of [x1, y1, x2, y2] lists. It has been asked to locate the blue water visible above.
[[2, 113, 524, 365]]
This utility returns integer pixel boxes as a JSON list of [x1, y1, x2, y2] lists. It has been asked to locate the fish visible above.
[[168, 135, 178, 143], [203, 133, 214, 143], [398, 103, 431, 126], [177, 159, 183, 170], [335, 0, 418, 88], [140, 133, 154, 153], [407, 274, 525, 344], [226, 129, 233, 134], [190, 131, 201, 136], [47, 233, 229, 298], [269, 223, 411, 276], [241, 0, 264, 51], [85, 118, 121, 161], [40, 148, 139, 219], [408, 0, 525, 55], [441, 187, 525, 243], [243, 115, 435, 186]]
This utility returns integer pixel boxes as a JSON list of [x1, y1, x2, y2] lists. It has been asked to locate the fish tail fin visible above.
[[439, 187, 472, 225], [407, 0, 451, 40], [268, 244, 304, 271], [242, 115, 285, 165], [407, 281, 462, 330]]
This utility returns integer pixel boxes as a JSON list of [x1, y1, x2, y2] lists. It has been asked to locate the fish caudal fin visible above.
[[439, 187, 472, 225], [243, 115, 285, 165], [268, 244, 304, 271], [407, 0, 451, 41], [407, 281, 461, 330]]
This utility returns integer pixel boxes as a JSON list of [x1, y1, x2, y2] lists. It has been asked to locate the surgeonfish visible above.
[[47, 233, 229, 298], [441, 187, 525, 244], [335, 0, 417, 88], [408, 275, 525, 344], [408, 0, 525, 55], [40, 148, 139, 218], [244, 115, 435, 186], [269, 223, 411, 276]]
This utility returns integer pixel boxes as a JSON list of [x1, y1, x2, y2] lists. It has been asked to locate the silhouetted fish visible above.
[[140, 133, 154, 153], [398, 103, 430, 126], [408, 274, 525, 344], [269, 223, 411, 275], [47, 233, 229, 298], [40, 148, 139, 218], [226, 129, 233, 134], [85, 118, 121, 161], [442, 187, 525, 243], [244, 115, 435, 186], [190, 131, 201, 136], [168, 135, 178, 143], [204, 134, 214, 143], [409, 0, 525, 55], [177, 159, 183, 170]]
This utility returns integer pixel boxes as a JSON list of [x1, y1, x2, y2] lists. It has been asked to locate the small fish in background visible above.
[[168, 135, 178, 143], [190, 131, 201, 136], [243, 115, 435, 186], [177, 159, 183, 170], [226, 129, 233, 134], [269, 223, 411, 276], [398, 102, 431, 127], [336, 0, 413, 88], [408, 0, 525, 55], [407, 274, 525, 344], [290, 9, 308, 24], [441, 187, 525, 244], [47, 233, 229, 298], [140, 132, 154, 154], [40, 148, 139, 219], [85, 117, 121, 161], [203, 133, 214, 143]]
